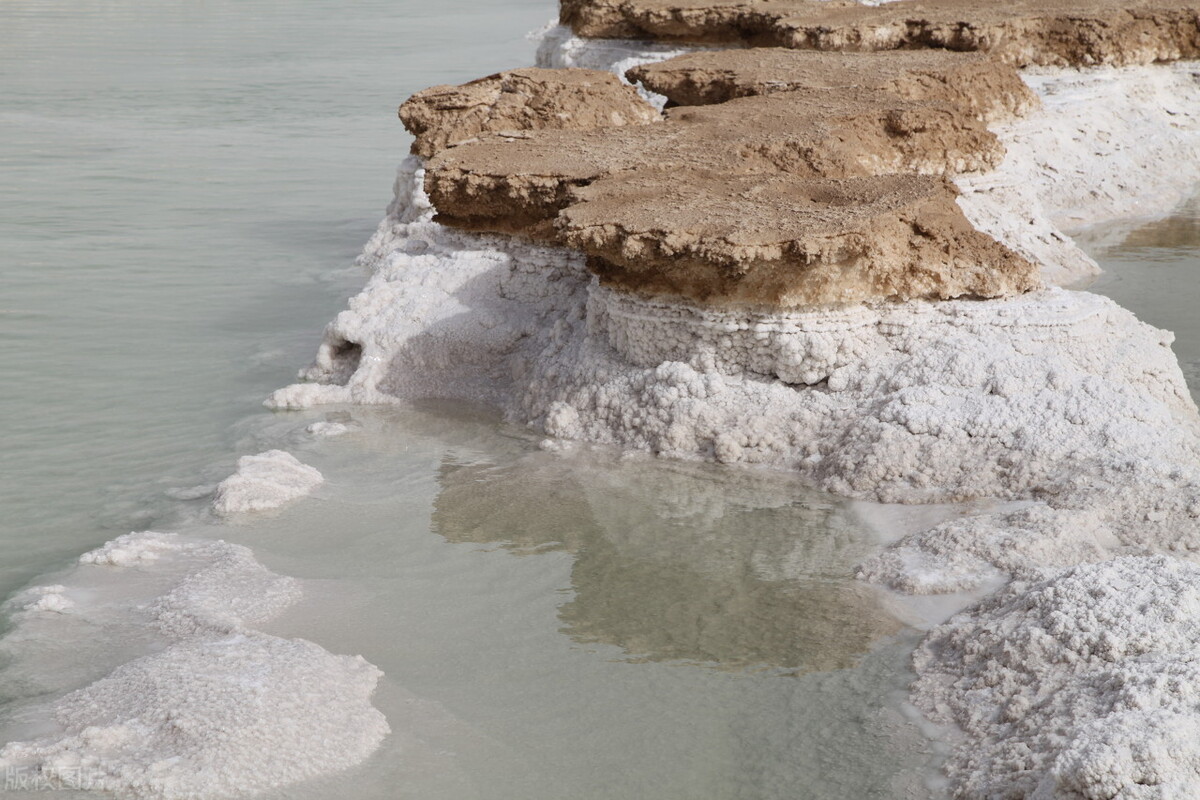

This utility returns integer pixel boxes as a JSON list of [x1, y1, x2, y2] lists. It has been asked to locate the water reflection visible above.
[[1082, 192, 1200, 403], [433, 451, 905, 673], [1117, 197, 1200, 250]]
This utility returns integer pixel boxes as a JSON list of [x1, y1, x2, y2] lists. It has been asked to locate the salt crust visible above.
[[914, 556, 1200, 798], [0, 532, 389, 798], [956, 62, 1200, 285], [211, 449, 324, 516], [306, 420, 352, 437], [534, 23, 708, 108], [271, 157, 1197, 498]]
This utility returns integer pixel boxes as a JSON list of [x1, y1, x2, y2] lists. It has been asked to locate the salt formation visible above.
[[1, 635, 388, 799], [272, 160, 1196, 499], [307, 419, 352, 437], [265, 3, 1200, 797], [955, 62, 1200, 284], [913, 557, 1200, 797], [211, 449, 324, 515], [0, 532, 389, 798]]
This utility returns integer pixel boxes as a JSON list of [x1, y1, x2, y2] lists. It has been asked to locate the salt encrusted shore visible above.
[[269, 7, 1200, 799], [0, 532, 389, 798]]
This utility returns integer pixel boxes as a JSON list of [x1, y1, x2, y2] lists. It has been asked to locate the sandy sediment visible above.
[[560, 0, 1200, 67], [627, 48, 1040, 121], [399, 67, 661, 158]]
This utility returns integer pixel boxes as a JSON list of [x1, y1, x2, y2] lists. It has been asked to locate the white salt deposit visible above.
[[306, 420, 352, 437], [955, 62, 1200, 285], [534, 24, 708, 108], [211, 449, 324, 515], [913, 556, 1200, 799], [0, 531, 389, 798], [5, 585, 74, 616], [0, 634, 389, 799], [270, 158, 1199, 504]]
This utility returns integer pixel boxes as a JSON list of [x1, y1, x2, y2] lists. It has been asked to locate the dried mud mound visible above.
[[626, 48, 1039, 121], [400, 67, 661, 158], [409, 63, 1039, 306], [561, 0, 1200, 68], [562, 171, 1035, 306]]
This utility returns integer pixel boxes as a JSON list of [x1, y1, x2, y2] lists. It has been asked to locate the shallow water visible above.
[[0, 0, 549, 593], [2, 1, 1199, 797], [1077, 196, 1200, 404]]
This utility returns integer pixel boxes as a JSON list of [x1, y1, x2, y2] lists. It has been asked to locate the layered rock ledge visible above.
[[400, 67, 661, 158], [626, 48, 1040, 121], [561, 171, 1033, 306], [561, 0, 1200, 67], [413, 59, 1040, 306]]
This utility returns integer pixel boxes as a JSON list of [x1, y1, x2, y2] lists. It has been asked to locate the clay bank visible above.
[[256, 1, 1200, 798]]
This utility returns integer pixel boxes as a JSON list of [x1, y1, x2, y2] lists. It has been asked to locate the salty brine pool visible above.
[[1, 1, 1197, 797]]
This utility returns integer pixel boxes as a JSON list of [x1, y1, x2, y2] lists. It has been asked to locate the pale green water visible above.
[[0, 0, 550, 587], [3, 1, 1197, 797], [1078, 197, 1200, 404]]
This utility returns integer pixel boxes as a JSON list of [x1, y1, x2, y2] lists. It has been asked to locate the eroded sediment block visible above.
[[422, 88, 1005, 231], [409, 67, 1032, 305], [626, 48, 1040, 121], [561, 171, 1037, 305], [561, 0, 1200, 67], [400, 67, 661, 158]]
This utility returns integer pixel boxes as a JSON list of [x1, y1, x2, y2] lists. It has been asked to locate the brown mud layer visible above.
[[626, 48, 1039, 121], [400, 68, 661, 158], [561, 0, 1200, 68], [562, 171, 1036, 306], [408, 57, 1040, 306], [426, 87, 1004, 230]]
